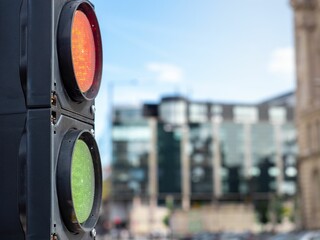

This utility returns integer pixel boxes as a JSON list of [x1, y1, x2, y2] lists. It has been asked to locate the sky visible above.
[[92, 0, 295, 166]]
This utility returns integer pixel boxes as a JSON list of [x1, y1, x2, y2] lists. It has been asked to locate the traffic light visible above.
[[0, 0, 103, 239]]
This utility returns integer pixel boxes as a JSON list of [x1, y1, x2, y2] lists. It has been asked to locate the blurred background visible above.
[[91, 0, 320, 239]]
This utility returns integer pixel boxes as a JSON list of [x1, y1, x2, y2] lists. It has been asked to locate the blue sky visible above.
[[92, 0, 295, 165]]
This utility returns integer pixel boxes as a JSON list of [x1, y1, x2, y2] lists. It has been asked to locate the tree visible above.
[[255, 200, 270, 230]]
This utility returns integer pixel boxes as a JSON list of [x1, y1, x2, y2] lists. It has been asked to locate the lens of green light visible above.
[[71, 139, 95, 224]]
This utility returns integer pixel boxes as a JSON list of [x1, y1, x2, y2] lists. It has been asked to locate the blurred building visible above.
[[110, 91, 297, 228], [291, 0, 320, 230]]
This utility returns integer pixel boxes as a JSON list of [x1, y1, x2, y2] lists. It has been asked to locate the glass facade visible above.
[[189, 103, 209, 123], [159, 99, 187, 125], [112, 108, 150, 200], [234, 106, 258, 123], [111, 92, 297, 205], [282, 123, 297, 195], [250, 123, 276, 194], [157, 123, 182, 197], [189, 123, 213, 198], [220, 122, 246, 195]]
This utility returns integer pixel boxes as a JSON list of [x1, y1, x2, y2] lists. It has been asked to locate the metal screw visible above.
[[90, 129, 95, 136], [91, 105, 96, 114], [90, 228, 96, 239], [51, 233, 58, 240], [51, 112, 57, 124], [51, 94, 57, 106]]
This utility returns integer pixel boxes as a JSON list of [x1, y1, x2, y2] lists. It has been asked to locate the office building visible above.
[[111, 92, 296, 216]]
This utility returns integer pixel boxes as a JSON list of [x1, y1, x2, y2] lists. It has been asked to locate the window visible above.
[[234, 106, 258, 123], [160, 100, 187, 125], [112, 126, 151, 141], [285, 167, 297, 177], [189, 103, 208, 123], [269, 107, 286, 123], [211, 105, 222, 115], [268, 167, 279, 177], [282, 181, 296, 195], [251, 167, 260, 177]]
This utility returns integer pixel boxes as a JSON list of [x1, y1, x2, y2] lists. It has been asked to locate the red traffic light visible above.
[[58, 1, 102, 102], [72, 10, 96, 93]]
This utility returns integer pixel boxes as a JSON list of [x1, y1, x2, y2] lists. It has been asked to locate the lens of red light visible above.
[[58, 2, 102, 102], [72, 10, 95, 93]]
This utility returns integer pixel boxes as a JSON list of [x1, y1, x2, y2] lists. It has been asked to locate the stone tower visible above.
[[291, 0, 320, 229]]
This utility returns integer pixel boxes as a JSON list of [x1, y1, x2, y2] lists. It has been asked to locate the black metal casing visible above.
[[0, 0, 102, 239]]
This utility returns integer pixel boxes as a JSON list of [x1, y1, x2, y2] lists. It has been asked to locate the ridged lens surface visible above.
[[72, 10, 95, 93], [71, 139, 95, 224]]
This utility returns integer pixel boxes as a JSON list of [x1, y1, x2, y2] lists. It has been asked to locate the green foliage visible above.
[[255, 200, 270, 225], [254, 195, 289, 228], [163, 215, 170, 227], [165, 196, 174, 212], [270, 195, 284, 224]]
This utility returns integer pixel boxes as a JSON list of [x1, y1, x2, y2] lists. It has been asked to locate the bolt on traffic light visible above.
[[0, 0, 103, 239]]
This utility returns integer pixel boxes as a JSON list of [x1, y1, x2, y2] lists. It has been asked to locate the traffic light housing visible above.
[[0, 0, 103, 239]]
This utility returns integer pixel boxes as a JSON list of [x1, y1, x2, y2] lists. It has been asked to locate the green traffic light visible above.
[[71, 139, 95, 223]]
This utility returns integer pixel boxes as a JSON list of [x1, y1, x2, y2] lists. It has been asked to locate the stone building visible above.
[[291, 0, 320, 230]]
